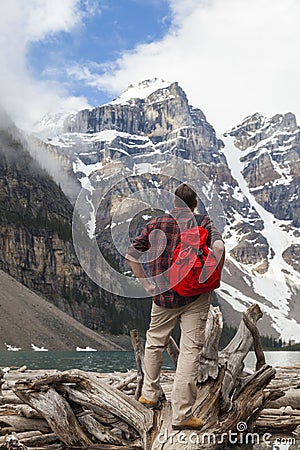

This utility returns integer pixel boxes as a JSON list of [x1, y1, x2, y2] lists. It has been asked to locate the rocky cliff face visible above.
[[221, 113, 299, 340], [0, 109, 151, 336], [225, 112, 300, 226], [21, 80, 300, 342]]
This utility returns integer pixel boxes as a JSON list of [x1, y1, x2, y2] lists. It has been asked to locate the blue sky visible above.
[[0, 0, 299, 131], [27, 0, 172, 106]]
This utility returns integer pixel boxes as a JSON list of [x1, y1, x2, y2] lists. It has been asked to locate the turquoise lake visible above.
[[0, 350, 299, 371]]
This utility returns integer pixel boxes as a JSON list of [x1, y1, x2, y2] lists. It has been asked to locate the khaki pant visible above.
[[142, 293, 211, 425]]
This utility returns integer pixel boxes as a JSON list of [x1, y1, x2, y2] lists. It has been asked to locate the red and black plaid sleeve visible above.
[[126, 224, 150, 259]]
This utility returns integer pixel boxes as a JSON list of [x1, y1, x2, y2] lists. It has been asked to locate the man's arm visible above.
[[125, 221, 157, 295], [125, 253, 157, 295], [212, 239, 225, 271], [200, 215, 225, 271]]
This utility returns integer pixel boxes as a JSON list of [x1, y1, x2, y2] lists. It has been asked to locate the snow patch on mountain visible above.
[[221, 135, 300, 340], [32, 111, 77, 139], [219, 277, 300, 342], [109, 78, 172, 105], [45, 130, 145, 148]]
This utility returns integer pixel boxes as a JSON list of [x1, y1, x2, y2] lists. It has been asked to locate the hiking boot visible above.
[[138, 395, 161, 409], [172, 416, 204, 430]]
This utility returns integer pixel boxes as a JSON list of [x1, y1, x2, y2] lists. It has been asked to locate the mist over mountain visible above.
[[1, 78, 299, 343], [0, 111, 152, 350]]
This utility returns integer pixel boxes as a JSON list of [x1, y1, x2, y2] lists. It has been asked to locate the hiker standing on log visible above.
[[126, 183, 225, 430]]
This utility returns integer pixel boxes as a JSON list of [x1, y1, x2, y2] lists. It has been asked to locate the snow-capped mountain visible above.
[[108, 78, 174, 105], [32, 79, 300, 342], [225, 112, 299, 226], [220, 114, 299, 343]]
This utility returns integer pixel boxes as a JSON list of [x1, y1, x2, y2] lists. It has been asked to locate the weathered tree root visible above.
[[4, 304, 294, 449]]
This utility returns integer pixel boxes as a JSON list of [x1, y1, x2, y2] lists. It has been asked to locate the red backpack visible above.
[[169, 226, 221, 297]]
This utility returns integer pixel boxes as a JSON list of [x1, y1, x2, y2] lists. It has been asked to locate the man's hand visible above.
[[140, 279, 157, 296], [125, 253, 157, 297]]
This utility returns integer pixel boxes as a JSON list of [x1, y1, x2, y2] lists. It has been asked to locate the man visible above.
[[125, 183, 225, 430]]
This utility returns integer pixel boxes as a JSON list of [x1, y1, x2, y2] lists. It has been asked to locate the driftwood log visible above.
[[0, 304, 299, 449]]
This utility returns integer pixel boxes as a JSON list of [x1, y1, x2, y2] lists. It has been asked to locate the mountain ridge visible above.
[[5, 78, 300, 342]]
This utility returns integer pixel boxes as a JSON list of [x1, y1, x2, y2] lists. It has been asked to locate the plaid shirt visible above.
[[127, 207, 223, 308]]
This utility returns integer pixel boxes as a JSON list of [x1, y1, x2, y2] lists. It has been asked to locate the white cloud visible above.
[[77, 0, 300, 132], [0, 0, 92, 129], [1, 0, 299, 132]]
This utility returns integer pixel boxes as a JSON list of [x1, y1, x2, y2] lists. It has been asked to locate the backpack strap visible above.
[[197, 248, 207, 283], [187, 213, 204, 229], [187, 214, 208, 283]]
